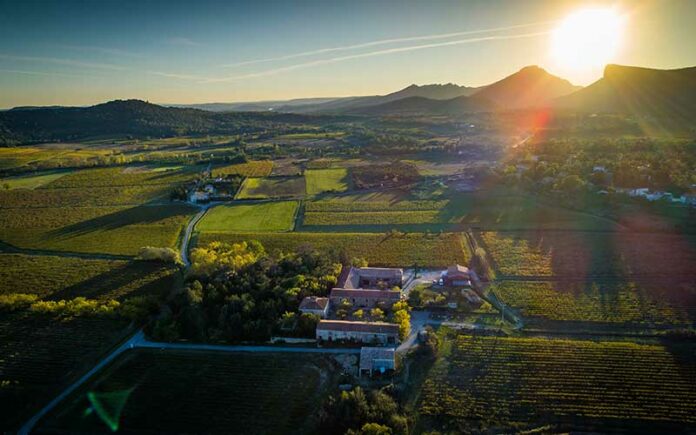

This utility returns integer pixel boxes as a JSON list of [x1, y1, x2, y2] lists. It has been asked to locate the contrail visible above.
[[224, 20, 556, 68], [0, 53, 127, 71], [206, 30, 550, 83]]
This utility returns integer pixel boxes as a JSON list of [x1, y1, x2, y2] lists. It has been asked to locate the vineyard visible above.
[[305, 199, 448, 212], [42, 166, 197, 188], [0, 313, 133, 431], [0, 170, 71, 190], [0, 253, 178, 300], [302, 210, 442, 226], [38, 350, 339, 434], [0, 204, 196, 255], [196, 231, 471, 267], [304, 168, 350, 194], [236, 176, 306, 199], [489, 281, 696, 326], [212, 160, 274, 177], [477, 231, 696, 279], [197, 201, 298, 232], [419, 335, 696, 433]]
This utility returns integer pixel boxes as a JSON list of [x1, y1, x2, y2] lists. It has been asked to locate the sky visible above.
[[0, 0, 694, 108]]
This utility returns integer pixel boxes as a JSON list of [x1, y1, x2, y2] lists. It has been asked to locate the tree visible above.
[[350, 423, 392, 435], [370, 308, 385, 321], [393, 309, 410, 340]]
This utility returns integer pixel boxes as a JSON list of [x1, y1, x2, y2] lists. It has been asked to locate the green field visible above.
[[197, 201, 298, 233], [196, 231, 470, 267], [236, 176, 306, 199], [38, 350, 339, 434], [305, 168, 350, 195], [489, 280, 695, 326], [418, 335, 696, 433], [212, 160, 274, 177], [0, 204, 196, 256], [0, 170, 72, 189]]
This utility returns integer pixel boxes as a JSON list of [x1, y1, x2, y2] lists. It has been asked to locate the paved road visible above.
[[179, 202, 217, 266]]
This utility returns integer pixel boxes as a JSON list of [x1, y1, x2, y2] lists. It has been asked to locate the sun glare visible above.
[[552, 8, 625, 77]]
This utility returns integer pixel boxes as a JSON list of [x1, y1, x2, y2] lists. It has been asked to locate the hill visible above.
[[553, 64, 696, 123], [280, 83, 479, 114], [472, 65, 581, 108], [0, 99, 332, 145], [347, 94, 496, 116]]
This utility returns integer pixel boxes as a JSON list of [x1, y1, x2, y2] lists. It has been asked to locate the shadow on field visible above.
[[48, 205, 191, 239], [48, 261, 176, 301]]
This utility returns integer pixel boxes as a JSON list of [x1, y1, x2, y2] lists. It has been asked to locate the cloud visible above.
[[56, 44, 145, 59], [224, 20, 556, 68], [206, 30, 550, 83], [0, 68, 76, 78], [164, 37, 201, 47], [0, 53, 127, 71]]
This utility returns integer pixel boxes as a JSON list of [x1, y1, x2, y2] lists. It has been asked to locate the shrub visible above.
[[137, 246, 182, 265]]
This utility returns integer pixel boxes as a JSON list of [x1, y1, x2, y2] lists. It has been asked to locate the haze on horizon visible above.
[[1, 0, 695, 108]]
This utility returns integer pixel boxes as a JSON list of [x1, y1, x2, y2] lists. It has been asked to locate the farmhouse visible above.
[[360, 347, 396, 377], [316, 320, 399, 345], [299, 296, 330, 318], [443, 264, 471, 287], [329, 288, 401, 308], [339, 266, 403, 290], [188, 190, 209, 203]]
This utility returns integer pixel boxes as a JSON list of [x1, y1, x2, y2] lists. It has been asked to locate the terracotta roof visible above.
[[299, 296, 329, 311], [338, 266, 403, 289], [330, 288, 401, 301], [317, 320, 399, 334]]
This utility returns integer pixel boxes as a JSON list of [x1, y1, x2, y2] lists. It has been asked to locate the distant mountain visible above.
[[0, 99, 328, 145], [553, 64, 696, 122], [472, 65, 581, 108], [347, 94, 496, 116], [171, 97, 342, 112], [277, 83, 480, 114]]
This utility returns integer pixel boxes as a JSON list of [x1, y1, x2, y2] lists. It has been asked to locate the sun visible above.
[[551, 8, 625, 76]]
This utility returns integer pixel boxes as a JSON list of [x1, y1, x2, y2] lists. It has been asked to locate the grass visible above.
[[236, 176, 306, 199], [0, 204, 197, 256], [418, 335, 696, 433], [212, 160, 274, 177], [0, 254, 178, 301], [0, 170, 72, 189], [196, 231, 470, 267], [305, 168, 350, 195], [197, 201, 298, 233], [38, 350, 339, 434]]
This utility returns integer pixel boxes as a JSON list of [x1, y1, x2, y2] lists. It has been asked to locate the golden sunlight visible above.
[[551, 8, 625, 75]]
